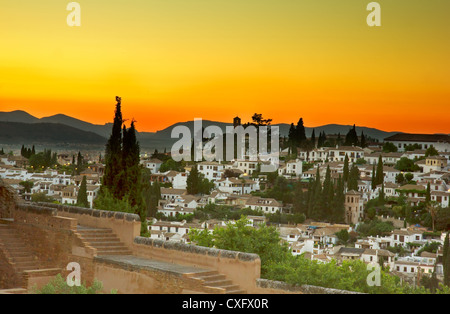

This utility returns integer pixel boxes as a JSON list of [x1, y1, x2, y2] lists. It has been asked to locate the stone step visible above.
[[77, 229, 113, 234], [96, 250, 132, 256], [0, 238, 23, 244], [3, 247, 29, 253], [195, 274, 226, 282], [5, 251, 33, 258], [218, 284, 241, 292], [89, 241, 123, 247], [203, 279, 233, 287], [11, 256, 36, 263], [82, 236, 120, 241], [93, 245, 129, 250], [225, 290, 246, 294]]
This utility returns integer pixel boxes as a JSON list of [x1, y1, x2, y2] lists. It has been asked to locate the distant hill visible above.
[[142, 121, 400, 150], [0, 110, 39, 124], [0, 121, 106, 145], [0, 110, 404, 149]]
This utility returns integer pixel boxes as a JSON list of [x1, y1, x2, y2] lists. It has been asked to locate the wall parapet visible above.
[[16, 203, 58, 217], [37, 203, 141, 222], [256, 278, 365, 294], [134, 237, 259, 262]]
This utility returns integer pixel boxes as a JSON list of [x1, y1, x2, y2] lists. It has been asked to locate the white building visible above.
[[384, 133, 450, 153]]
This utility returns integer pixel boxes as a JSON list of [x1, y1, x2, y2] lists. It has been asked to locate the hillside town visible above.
[[2, 123, 450, 288]]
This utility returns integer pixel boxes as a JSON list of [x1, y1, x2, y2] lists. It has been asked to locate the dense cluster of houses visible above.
[[1, 132, 449, 282]]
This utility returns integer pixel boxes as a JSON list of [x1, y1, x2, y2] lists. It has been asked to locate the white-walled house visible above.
[[390, 229, 424, 248], [246, 197, 283, 214], [384, 133, 450, 153], [326, 146, 364, 163], [278, 159, 302, 177], [143, 158, 163, 173], [198, 161, 224, 181], [215, 177, 259, 195]]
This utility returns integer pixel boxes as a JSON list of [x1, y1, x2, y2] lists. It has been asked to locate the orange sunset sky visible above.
[[1, 0, 449, 133]]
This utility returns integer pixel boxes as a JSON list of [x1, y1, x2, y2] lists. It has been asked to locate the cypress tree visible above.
[[311, 129, 316, 148], [348, 164, 360, 191], [311, 167, 322, 219], [345, 125, 359, 146], [371, 164, 376, 190], [375, 155, 384, 185], [426, 183, 431, 203], [360, 131, 367, 148], [293, 182, 305, 215], [332, 175, 345, 223], [103, 96, 124, 198], [322, 165, 334, 220], [122, 121, 142, 209], [288, 123, 296, 145], [343, 154, 349, 183], [187, 166, 200, 195], [317, 132, 322, 148], [296, 118, 307, 146], [77, 176, 88, 208], [379, 182, 385, 205]]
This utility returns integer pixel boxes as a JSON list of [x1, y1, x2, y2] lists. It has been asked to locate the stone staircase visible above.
[[76, 225, 132, 256], [0, 222, 40, 288], [186, 271, 246, 294]]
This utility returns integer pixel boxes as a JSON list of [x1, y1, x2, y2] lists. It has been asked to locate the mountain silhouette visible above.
[[0, 110, 405, 149]]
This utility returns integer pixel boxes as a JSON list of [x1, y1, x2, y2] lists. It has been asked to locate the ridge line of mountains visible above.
[[0, 109, 425, 150]]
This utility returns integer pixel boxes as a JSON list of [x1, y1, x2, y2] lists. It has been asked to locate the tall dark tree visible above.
[[343, 154, 349, 183], [187, 166, 201, 195], [122, 121, 142, 209], [103, 96, 124, 198], [77, 176, 88, 208], [360, 131, 367, 148], [322, 165, 334, 219], [311, 129, 316, 148], [371, 164, 376, 190], [344, 124, 359, 146], [426, 183, 431, 203], [348, 164, 360, 191], [311, 167, 322, 219], [295, 118, 307, 146], [375, 155, 384, 186], [332, 175, 345, 223]]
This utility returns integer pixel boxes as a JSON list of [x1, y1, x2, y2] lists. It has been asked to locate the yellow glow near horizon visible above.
[[0, 1, 449, 133]]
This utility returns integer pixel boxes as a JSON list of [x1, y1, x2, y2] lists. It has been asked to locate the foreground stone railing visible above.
[[132, 237, 261, 293], [256, 278, 365, 294]]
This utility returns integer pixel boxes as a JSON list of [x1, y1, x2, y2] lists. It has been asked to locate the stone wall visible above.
[[132, 237, 261, 293], [38, 203, 141, 248], [93, 257, 209, 294], [0, 179, 19, 219], [13, 204, 77, 270]]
